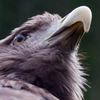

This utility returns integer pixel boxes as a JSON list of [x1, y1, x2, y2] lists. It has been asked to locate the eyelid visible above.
[[19, 30, 31, 35], [19, 30, 31, 38]]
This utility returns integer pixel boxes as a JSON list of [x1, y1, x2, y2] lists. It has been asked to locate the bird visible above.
[[0, 6, 92, 100]]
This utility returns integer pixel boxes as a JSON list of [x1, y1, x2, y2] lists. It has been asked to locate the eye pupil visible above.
[[17, 36, 24, 42]]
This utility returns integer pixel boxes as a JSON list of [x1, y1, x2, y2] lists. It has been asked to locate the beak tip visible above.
[[60, 6, 92, 33], [77, 6, 92, 32]]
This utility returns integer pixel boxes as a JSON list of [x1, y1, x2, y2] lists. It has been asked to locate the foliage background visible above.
[[0, 0, 99, 100]]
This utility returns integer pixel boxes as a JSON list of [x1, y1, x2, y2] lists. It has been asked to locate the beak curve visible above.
[[47, 6, 92, 49]]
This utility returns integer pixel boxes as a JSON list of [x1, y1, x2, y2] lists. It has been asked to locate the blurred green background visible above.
[[0, 0, 99, 100]]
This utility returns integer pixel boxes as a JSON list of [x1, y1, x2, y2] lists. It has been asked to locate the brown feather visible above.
[[0, 79, 58, 100], [0, 12, 87, 100]]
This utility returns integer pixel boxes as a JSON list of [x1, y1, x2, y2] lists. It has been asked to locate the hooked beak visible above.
[[46, 6, 92, 50]]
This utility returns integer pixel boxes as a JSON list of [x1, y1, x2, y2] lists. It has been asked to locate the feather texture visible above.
[[0, 12, 89, 100]]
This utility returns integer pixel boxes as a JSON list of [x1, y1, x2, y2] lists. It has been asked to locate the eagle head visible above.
[[0, 6, 92, 100]]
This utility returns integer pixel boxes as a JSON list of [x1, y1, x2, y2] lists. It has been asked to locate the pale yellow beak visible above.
[[46, 6, 92, 49]]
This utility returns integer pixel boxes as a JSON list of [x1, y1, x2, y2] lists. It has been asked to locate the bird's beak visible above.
[[47, 6, 92, 50]]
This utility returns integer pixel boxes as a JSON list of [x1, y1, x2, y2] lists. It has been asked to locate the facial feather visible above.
[[0, 11, 89, 100]]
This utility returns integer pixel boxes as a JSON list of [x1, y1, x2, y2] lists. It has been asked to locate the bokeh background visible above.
[[0, 0, 99, 100]]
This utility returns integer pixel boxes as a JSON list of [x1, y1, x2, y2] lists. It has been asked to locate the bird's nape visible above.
[[0, 6, 92, 100]]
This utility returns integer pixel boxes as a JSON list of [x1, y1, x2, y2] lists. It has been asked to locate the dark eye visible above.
[[12, 34, 29, 45]]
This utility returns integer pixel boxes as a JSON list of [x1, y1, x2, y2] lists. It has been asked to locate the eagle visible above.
[[0, 6, 92, 100]]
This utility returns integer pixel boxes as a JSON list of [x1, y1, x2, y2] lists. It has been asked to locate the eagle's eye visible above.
[[12, 34, 29, 45]]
